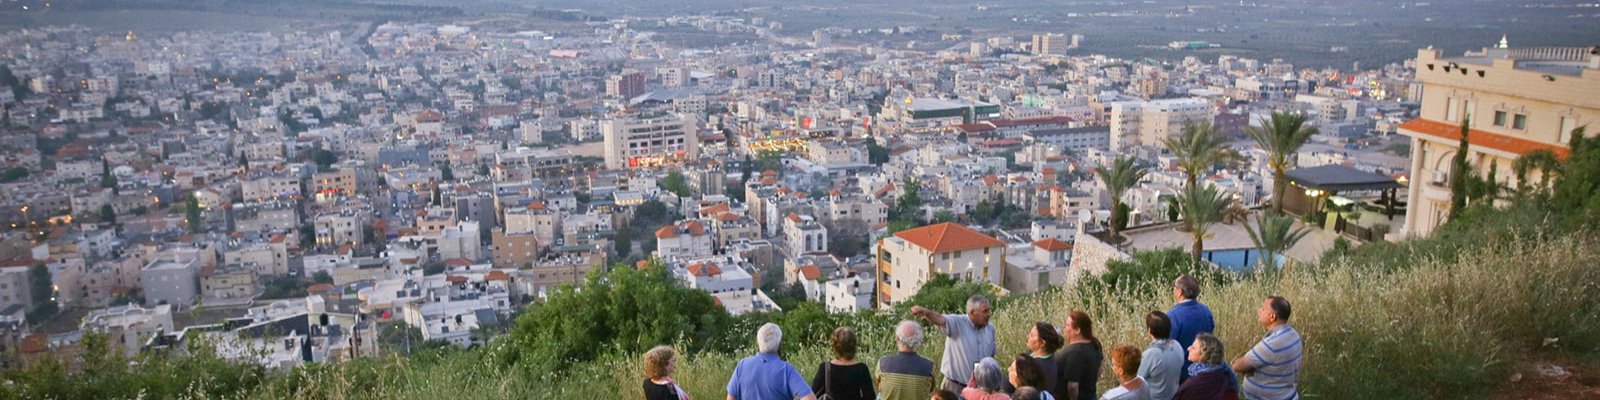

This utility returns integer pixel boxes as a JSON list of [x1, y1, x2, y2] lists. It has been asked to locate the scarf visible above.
[[1187, 363, 1239, 390]]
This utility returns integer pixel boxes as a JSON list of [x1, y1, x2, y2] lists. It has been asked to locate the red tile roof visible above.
[[893, 222, 1005, 253], [1399, 118, 1570, 159], [688, 263, 722, 277], [485, 271, 511, 281], [1033, 238, 1074, 251], [308, 283, 335, 294], [799, 265, 821, 281]]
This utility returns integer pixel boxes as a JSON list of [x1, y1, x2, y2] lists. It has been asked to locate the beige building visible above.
[[602, 114, 699, 169], [200, 264, 260, 301], [1399, 46, 1599, 237], [876, 222, 1007, 309]]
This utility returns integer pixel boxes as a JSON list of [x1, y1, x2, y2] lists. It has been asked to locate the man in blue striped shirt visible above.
[[1232, 296, 1301, 400]]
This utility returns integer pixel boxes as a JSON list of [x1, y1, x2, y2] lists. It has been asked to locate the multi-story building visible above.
[[876, 222, 1006, 309], [242, 174, 301, 201], [81, 304, 174, 358], [438, 221, 483, 262], [491, 231, 539, 268], [141, 257, 200, 309], [1031, 33, 1070, 56], [1108, 98, 1216, 150], [0, 267, 33, 314], [654, 220, 714, 260], [782, 214, 828, 257], [314, 209, 369, 249], [602, 114, 700, 169], [1399, 46, 1599, 237], [200, 264, 261, 301], [824, 274, 875, 314]]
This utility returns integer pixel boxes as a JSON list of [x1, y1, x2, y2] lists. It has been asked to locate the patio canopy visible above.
[[1285, 165, 1402, 192]]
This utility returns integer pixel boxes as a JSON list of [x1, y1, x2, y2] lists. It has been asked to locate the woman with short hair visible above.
[[1173, 334, 1238, 400], [642, 346, 689, 400], [811, 326, 876, 400], [1100, 345, 1152, 400], [961, 357, 1012, 400]]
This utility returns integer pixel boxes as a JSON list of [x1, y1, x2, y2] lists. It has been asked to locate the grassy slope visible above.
[[222, 215, 1599, 400]]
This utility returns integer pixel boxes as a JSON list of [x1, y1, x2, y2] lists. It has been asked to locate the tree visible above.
[[1176, 183, 1235, 260], [1081, 248, 1231, 297], [440, 164, 455, 182], [1162, 121, 1237, 189], [1512, 149, 1561, 197], [613, 231, 632, 258], [26, 264, 57, 323], [1551, 127, 1600, 223], [1244, 213, 1311, 269], [509, 263, 729, 370], [0, 166, 28, 182], [185, 193, 204, 234], [312, 149, 338, 171], [1096, 156, 1149, 243], [99, 204, 116, 224], [893, 273, 995, 315], [661, 171, 693, 197], [1448, 118, 1473, 220], [866, 137, 890, 165], [312, 270, 334, 285], [931, 210, 955, 224], [894, 179, 923, 221], [1246, 112, 1318, 214]]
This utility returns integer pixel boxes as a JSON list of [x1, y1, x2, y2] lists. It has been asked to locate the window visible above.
[[1493, 111, 1507, 127], [1445, 98, 1459, 121], [1513, 114, 1527, 130]]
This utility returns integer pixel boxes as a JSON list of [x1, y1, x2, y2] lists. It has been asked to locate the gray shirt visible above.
[[1137, 339, 1184, 400], [936, 314, 996, 384]]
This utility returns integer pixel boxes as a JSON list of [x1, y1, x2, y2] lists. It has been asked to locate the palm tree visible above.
[[1245, 213, 1311, 269], [1162, 120, 1239, 189], [1246, 112, 1319, 214], [1177, 183, 1235, 260], [1096, 155, 1149, 243]]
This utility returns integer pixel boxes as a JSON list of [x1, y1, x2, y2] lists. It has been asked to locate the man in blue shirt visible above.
[[727, 323, 818, 400], [1168, 274, 1215, 383]]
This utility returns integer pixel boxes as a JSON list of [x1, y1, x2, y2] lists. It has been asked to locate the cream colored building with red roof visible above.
[[876, 222, 1007, 309], [1400, 45, 1599, 237], [654, 219, 714, 261]]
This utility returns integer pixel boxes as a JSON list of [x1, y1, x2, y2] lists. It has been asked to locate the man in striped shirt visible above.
[[877, 320, 935, 400], [1233, 296, 1302, 400]]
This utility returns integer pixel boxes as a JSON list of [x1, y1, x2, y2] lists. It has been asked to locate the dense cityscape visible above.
[[0, 1, 1598, 398]]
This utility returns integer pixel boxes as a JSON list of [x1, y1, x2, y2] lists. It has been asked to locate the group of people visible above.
[[642, 275, 1302, 400]]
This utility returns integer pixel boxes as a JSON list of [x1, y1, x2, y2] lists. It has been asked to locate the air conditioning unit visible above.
[[1430, 171, 1449, 185]]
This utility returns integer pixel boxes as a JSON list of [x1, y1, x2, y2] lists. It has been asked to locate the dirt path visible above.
[[1494, 357, 1600, 400]]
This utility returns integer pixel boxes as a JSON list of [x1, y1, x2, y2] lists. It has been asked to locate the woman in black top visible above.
[[642, 346, 688, 400], [811, 326, 876, 400], [1055, 311, 1103, 400]]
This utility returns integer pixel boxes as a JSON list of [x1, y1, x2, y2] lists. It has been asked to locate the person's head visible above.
[[966, 295, 993, 327], [1188, 333, 1225, 365], [1066, 310, 1098, 347], [1008, 353, 1044, 388], [756, 323, 783, 354], [895, 320, 924, 351], [930, 389, 960, 400], [1145, 311, 1172, 340], [970, 357, 1005, 393], [1013, 387, 1044, 400], [1258, 296, 1292, 327], [830, 326, 858, 361], [1027, 322, 1064, 354], [1109, 345, 1142, 381], [643, 345, 677, 380], [1174, 274, 1200, 301]]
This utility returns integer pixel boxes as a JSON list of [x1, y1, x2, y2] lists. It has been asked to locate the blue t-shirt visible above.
[[1168, 300, 1215, 379], [727, 353, 814, 400]]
